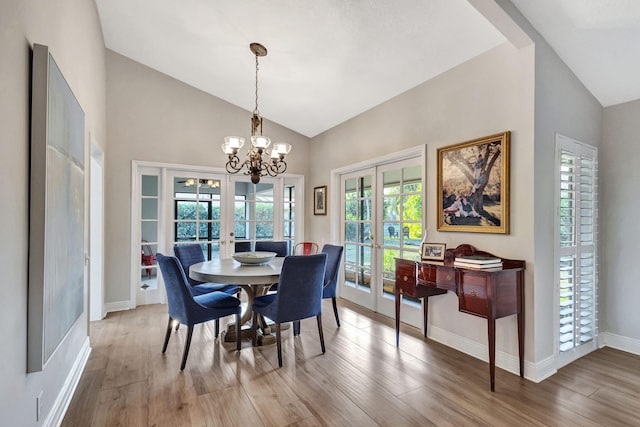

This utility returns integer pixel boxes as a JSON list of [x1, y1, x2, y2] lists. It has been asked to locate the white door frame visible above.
[[89, 138, 104, 321]]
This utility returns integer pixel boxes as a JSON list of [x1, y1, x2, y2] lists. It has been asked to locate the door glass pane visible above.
[[176, 201, 196, 220], [142, 175, 158, 197], [141, 199, 158, 220], [176, 221, 196, 242]]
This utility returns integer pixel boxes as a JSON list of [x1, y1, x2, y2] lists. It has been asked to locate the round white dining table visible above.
[[189, 257, 285, 344]]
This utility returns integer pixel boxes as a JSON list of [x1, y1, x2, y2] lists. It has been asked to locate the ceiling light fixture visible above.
[[222, 43, 291, 184], [183, 179, 219, 188]]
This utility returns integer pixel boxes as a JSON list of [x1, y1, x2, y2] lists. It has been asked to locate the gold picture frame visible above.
[[421, 243, 446, 261], [437, 131, 510, 234], [314, 186, 327, 215]]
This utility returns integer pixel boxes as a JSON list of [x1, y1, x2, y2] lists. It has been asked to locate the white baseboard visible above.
[[428, 324, 554, 383], [527, 354, 556, 383], [105, 300, 132, 314], [601, 332, 640, 355], [43, 337, 91, 427]]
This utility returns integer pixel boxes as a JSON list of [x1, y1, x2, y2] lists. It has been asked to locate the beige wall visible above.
[[602, 99, 640, 343], [104, 50, 312, 303], [309, 42, 537, 365], [0, 0, 106, 423]]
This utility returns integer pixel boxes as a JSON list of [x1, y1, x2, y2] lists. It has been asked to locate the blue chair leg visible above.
[[293, 320, 301, 336], [276, 323, 283, 367], [332, 298, 340, 327], [162, 316, 173, 353], [317, 315, 326, 354], [181, 325, 194, 371]]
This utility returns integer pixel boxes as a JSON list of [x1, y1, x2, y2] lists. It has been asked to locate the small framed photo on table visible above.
[[421, 243, 446, 261], [314, 186, 327, 215]]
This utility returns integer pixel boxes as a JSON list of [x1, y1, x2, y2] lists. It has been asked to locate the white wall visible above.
[[104, 51, 312, 305], [0, 0, 106, 425], [602, 99, 640, 347], [493, 0, 605, 367], [309, 42, 537, 367]]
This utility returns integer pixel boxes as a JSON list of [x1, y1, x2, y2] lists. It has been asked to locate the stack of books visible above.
[[454, 255, 502, 270]]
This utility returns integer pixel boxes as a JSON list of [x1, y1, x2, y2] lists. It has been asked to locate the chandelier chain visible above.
[[254, 53, 260, 116]]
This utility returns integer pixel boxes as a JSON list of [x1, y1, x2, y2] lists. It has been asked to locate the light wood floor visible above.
[[62, 299, 640, 426]]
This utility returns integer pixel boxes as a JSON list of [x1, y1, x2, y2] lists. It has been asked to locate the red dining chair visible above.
[[294, 242, 319, 255]]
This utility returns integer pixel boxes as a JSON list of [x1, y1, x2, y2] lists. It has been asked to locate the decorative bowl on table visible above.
[[231, 251, 277, 266]]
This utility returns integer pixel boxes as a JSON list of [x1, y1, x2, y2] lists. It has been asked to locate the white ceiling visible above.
[[95, 0, 640, 138]]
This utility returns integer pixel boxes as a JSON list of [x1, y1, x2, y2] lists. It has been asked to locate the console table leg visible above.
[[488, 317, 496, 392], [422, 297, 429, 338], [518, 310, 525, 378], [395, 292, 401, 346]]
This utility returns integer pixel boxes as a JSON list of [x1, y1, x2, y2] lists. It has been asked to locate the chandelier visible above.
[[222, 43, 291, 184]]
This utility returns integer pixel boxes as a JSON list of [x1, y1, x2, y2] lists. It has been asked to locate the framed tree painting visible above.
[[437, 131, 510, 234]]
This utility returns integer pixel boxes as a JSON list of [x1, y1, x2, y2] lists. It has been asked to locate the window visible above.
[[556, 134, 598, 367]]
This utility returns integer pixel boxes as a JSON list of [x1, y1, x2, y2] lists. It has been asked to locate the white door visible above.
[[168, 172, 228, 261], [339, 159, 424, 320], [375, 160, 424, 320], [340, 169, 376, 310]]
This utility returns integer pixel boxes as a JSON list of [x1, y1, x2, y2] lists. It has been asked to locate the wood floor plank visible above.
[[91, 381, 148, 427], [60, 368, 105, 427], [148, 347, 207, 427], [198, 385, 264, 427]]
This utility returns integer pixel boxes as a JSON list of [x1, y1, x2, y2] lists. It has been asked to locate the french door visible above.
[[133, 163, 303, 307], [339, 158, 424, 322]]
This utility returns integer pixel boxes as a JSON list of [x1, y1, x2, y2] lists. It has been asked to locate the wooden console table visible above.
[[395, 244, 525, 391]]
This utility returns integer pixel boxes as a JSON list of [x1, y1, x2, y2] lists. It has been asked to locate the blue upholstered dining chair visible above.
[[251, 254, 327, 367], [254, 241, 289, 292], [320, 244, 345, 327], [174, 244, 240, 297], [254, 240, 288, 257], [156, 254, 241, 370], [292, 243, 344, 336]]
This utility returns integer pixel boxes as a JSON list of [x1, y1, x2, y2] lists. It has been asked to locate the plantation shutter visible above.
[[556, 134, 598, 367]]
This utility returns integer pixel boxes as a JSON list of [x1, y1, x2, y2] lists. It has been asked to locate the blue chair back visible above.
[[174, 244, 206, 286], [269, 254, 327, 323], [321, 244, 344, 298], [157, 254, 203, 325], [235, 241, 253, 253], [255, 241, 288, 257]]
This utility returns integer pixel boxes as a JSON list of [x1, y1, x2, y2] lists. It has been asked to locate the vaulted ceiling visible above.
[[96, 0, 640, 137]]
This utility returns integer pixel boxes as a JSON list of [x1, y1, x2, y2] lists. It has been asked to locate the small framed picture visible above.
[[314, 186, 327, 215], [421, 243, 446, 261]]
